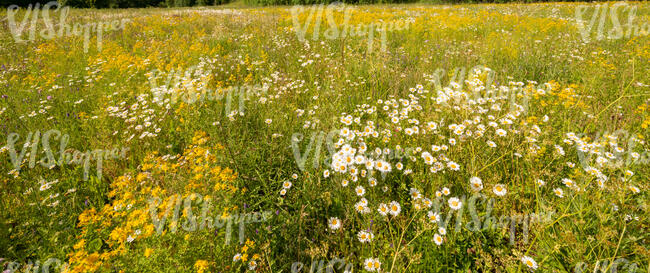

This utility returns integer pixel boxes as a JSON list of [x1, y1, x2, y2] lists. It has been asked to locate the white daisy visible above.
[[328, 217, 341, 230], [521, 256, 538, 271], [355, 186, 366, 196], [282, 181, 292, 189], [433, 234, 443, 245], [438, 227, 446, 235], [389, 201, 401, 216], [427, 211, 440, 223], [364, 258, 376, 271], [448, 197, 462, 210], [493, 184, 507, 196], [410, 188, 422, 199], [377, 203, 389, 216], [470, 176, 483, 191], [442, 187, 450, 196]]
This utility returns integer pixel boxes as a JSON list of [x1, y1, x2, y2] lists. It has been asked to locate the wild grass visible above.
[[0, 2, 648, 273]]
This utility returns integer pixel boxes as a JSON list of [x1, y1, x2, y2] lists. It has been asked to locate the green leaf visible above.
[[88, 238, 103, 252]]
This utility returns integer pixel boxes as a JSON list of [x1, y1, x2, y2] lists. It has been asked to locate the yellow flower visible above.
[[136, 172, 148, 182], [144, 248, 153, 257], [73, 239, 86, 250], [245, 239, 255, 248], [194, 260, 210, 273]]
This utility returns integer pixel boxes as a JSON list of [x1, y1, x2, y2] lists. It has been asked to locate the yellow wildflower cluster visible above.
[[65, 131, 238, 272]]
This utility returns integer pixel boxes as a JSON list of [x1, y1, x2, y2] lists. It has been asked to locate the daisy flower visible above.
[[282, 181, 292, 189], [359, 198, 368, 206], [341, 180, 349, 187], [372, 258, 381, 272], [422, 198, 432, 208], [521, 256, 538, 271], [438, 227, 446, 235], [368, 178, 377, 187], [410, 188, 422, 199], [553, 188, 564, 198], [377, 203, 389, 216], [448, 197, 462, 210], [389, 201, 401, 216], [357, 231, 374, 243], [561, 178, 574, 188], [493, 184, 507, 196], [447, 161, 460, 171], [355, 202, 370, 214], [427, 211, 440, 223], [441, 188, 450, 196], [355, 186, 366, 196], [363, 258, 376, 272], [328, 217, 342, 230], [39, 183, 51, 191], [470, 176, 483, 191], [433, 234, 443, 245]]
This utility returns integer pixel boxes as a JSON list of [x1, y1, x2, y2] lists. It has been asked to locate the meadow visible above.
[[0, 1, 649, 272]]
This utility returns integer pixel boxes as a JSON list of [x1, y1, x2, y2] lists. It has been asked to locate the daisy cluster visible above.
[[307, 67, 647, 271], [571, 130, 649, 169], [105, 93, 163, 142]]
